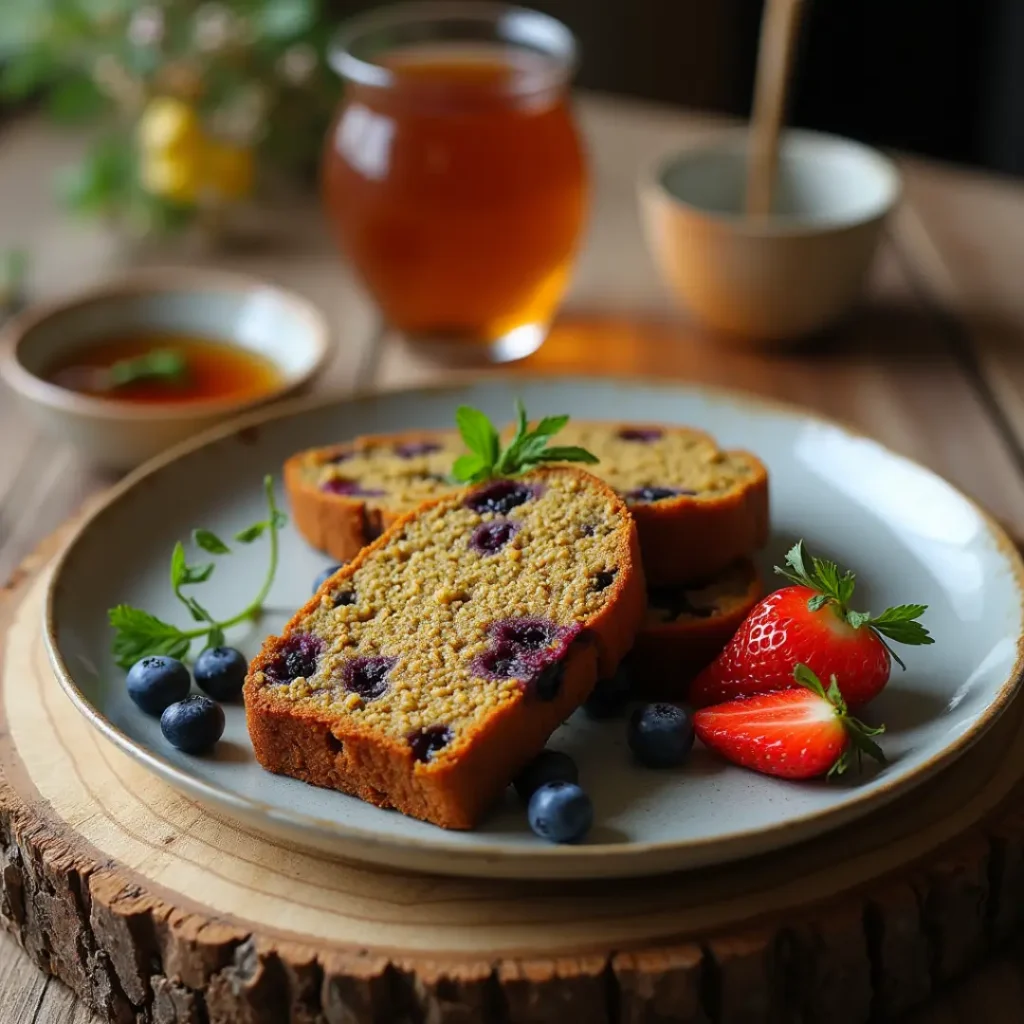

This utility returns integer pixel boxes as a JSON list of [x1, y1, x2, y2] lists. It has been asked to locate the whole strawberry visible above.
[[690, 541, 933, 709], [693, 664, 886, 779]]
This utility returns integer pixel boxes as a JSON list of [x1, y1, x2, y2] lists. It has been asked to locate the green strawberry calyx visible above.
[[775, 540, 934, 670], [794, 663, 887, 778]]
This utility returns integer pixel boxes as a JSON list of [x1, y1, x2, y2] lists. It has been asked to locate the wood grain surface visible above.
[[1, 93, 1024, 1021]]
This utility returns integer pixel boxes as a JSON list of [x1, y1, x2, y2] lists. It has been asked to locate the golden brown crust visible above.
[[282, 429, 447, 564], [245, 468, 645, 830], [284, 424, 769, 585], [629, 450, 769, 586], [630, 560, 762, 701]]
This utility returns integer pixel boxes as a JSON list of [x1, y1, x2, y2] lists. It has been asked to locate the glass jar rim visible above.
[[327, 1, 579, 93]]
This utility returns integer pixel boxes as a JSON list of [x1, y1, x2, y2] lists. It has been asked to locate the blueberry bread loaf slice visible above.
[[629, 559, 761, 700], [554, 423, 768, 585], [285, 423, 768, 585], [284, 430, 464, 562], [245, 467, 645, 830]]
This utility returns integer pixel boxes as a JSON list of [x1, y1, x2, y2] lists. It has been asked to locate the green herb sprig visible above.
[[452, 400, 598, 484], [107, 348, 188, 390], [108, 475, 286, 668]]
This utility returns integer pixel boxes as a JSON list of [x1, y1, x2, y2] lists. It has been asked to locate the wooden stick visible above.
[[746, 0, 807, 217]]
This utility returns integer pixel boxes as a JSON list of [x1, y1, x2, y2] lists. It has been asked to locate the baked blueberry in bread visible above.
[[245, 467, 645, 829]]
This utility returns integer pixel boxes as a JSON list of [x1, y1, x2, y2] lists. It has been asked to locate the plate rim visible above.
[[41, 375, 1024, 872]]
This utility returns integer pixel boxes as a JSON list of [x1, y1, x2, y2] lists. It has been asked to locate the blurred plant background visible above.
[[0, 1, 338, 239]]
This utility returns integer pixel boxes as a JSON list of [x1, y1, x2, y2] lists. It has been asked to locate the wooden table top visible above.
[[1, 93, 1023, 1023]]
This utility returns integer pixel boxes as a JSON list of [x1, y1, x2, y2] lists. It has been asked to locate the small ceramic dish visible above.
[[639, 128, 901, 343], [0, 269, 331, 470], [44, 378, 1024, 880]]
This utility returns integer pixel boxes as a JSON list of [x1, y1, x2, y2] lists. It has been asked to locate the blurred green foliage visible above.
[[0, 1, 339, 237]]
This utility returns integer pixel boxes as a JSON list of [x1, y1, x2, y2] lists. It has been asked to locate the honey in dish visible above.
[[45, 332, 281, 405]]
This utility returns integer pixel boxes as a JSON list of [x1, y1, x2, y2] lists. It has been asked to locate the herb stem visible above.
[[218, 476, 280, 629]]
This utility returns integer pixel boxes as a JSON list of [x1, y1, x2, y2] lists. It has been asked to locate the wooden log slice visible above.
[[2, 530, 1024, 1024]]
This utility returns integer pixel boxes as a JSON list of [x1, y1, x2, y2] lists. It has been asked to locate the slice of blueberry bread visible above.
[[554, 423, 768, 585], [245, 467, 645, 830], [284, 430, 465, 562], [285, 422, 768, 585], [629, 559, 762, 700]]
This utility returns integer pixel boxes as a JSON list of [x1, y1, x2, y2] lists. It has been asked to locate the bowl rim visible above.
[[638, 127, 903, 238], [0, 267, 333, 422]]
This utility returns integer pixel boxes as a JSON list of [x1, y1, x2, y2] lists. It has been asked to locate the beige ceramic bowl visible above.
[[639, 128, 901, 343], [0, 270, 331, 470]]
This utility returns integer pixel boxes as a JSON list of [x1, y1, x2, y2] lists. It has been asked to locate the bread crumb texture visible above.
[[251, 473, 625, 749], [303, 423, 757, 512]]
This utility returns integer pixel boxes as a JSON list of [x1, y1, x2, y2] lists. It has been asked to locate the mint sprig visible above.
[[108, 475, 286, 669], [776, 541, 934, 669], [107, 349, 188, 390], [452, 400, 598, 484]]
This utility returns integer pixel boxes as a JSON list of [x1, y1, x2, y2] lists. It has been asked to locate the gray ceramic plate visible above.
[[45, 379, 1024, 879]]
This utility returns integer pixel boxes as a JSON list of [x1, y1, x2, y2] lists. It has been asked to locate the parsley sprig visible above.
[[108, 475, 286, 669], [776, 541, 934, 669], [452, 400, 598, 484]]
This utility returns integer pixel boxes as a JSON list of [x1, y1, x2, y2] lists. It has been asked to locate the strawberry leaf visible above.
[[871, 605, 933, 646], [776, 541, 934, 665], [793, 662, 828, 701]]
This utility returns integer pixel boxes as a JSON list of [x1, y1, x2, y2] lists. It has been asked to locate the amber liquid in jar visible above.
[[322, 46, 587, 349]]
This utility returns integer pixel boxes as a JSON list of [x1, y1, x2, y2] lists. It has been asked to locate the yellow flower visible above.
[[201, 141, 254, 201], [139, 150, 200, 205], [136, 97, 255, 206], [137, 97, 202, 156]]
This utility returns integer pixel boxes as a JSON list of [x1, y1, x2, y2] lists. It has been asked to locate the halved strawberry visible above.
[[690, 541, 933, 709], [693, 664, 886, 779]]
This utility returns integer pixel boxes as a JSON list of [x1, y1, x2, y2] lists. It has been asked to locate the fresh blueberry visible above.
[[514, 750, 579, 802], [313, 563, 345, 593], [584, 659, 633, 719], [160, 695, 225, 754], [528, 782, 593, 844], [407, 724, 453, 762], [126, 656, 191, 717], [628, 703, 695, 768], [470, 519, 519, 554], [465, 479, 538, 515], [194, 646, 247, 702]]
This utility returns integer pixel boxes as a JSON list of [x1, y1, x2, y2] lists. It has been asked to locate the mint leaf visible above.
[[456, 406, 500, 465], [531, 445, 599, 465], [206, 625, 226, 649], [193, 529, 231, 555], [109, 605, 190, 669], [452, 453, 486, 483], [181, 562, 214, 586], [170, 542, 186, 589], [532, 414, 570, 438], [451, 401, 597, 482], [235, 522, 267, 544]]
